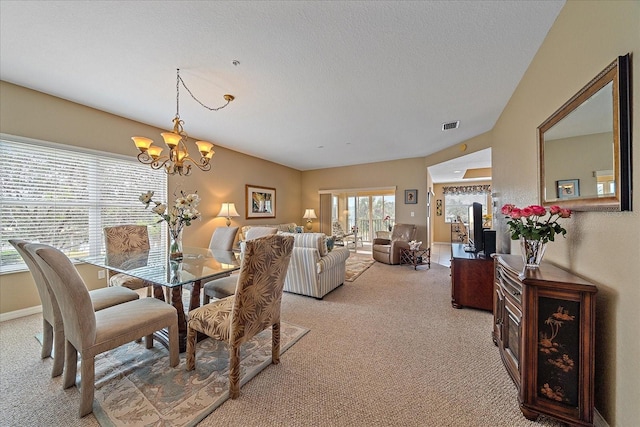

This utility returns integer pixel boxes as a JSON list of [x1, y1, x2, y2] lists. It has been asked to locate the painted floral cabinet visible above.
[[493, 255, 597, 427]]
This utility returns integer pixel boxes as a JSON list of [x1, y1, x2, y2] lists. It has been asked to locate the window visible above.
[[444, 193, 488, 223], [0, 135, 167, 273]]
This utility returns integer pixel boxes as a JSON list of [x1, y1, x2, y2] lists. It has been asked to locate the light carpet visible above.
[[344, 254, 375, 282], [85, 322, 307, 426]]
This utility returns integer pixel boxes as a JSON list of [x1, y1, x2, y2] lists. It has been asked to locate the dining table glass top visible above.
[[77, 247, 241, 288]]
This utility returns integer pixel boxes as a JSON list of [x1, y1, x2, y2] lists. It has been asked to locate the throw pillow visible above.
[[325, 236, 335, 252]]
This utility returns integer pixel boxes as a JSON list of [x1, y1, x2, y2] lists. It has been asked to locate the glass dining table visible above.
[[77, 247, 241, 352]]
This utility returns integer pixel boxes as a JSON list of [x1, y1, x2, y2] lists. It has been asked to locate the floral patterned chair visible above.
[[186, 234, 294, 398], [103, 225, 154, 297]]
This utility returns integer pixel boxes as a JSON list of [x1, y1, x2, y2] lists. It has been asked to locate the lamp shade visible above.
[[217, 202, 240, 226], [217, 203, 240, 218], [303, 209, 317, 219]]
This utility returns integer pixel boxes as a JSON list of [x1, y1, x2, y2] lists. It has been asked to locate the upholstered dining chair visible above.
[[29, 243, 179, 417], [186, 234, 294, 398], [103, 225, 154, 297], [202, 226, 278, 303], [9, 239, 140, 378], [208, 226, 239, 251], [372, 223, 417, 265]]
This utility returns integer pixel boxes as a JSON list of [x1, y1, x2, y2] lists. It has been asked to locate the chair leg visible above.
[[272, 322, 281, 365], [63, 340, 77, 389], [185, 326, 197, 371], [168, 323, 179, 367], [51, 324, 65, 378], [79, 354, 95, 417], [229, 344, 241, 399], [41, 319, 53, 359], [145, 334, 154, 349]]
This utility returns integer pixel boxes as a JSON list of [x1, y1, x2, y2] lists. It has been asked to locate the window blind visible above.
[[0, 135, 167, 273]]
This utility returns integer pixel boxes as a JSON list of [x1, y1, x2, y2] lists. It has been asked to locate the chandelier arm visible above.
[[176, 69, 233, 111], [183, 156, 212, 172]]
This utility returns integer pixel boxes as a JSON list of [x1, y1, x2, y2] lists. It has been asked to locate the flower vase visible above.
[[169, 229, 183, 260], [520, 237, 547, 268]]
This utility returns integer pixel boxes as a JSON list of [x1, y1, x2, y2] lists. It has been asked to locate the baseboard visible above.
[[594, 408, 609, 427], [0, 305, 42, 322]]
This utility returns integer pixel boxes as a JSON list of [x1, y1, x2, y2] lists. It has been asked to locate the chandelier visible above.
[[132, 69, 234, 176]]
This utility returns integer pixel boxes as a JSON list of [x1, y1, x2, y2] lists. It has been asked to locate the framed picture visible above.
[[556, 179, 580, 199], [245, 184, 276, 219], [405, 189, 418, 204]]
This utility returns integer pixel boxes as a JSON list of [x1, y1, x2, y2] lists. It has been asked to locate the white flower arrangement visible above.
[[140, 190, 201, 244], [408, 240, 422, 250]]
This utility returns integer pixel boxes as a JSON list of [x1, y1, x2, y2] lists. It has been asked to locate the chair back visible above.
[[244, 226, 278, 241], [332, 221, 344, 237], [29, 243, 97, 350], [104, 225, 150, 255], [209, 226, 239, 251], [9, 239, 61, 325], [231, 234, 294, 346], [391, 223, 417, 242]]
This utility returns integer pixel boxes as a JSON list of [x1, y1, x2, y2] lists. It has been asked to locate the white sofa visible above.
[[280, 232, 350, 299]]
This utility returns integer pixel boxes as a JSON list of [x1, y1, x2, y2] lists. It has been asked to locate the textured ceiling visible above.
[[0, 1, 564, 175]]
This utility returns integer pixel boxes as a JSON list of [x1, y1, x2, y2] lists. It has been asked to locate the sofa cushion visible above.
[[281, 232, 328, 257], [245, 227, 278, 241], [239, 223, 297, 241]]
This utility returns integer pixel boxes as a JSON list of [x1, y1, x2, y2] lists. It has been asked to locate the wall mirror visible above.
[[538, 53, 632, 211]]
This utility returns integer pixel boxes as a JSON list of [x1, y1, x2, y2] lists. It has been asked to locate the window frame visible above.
[[0, 133, 167, 274]]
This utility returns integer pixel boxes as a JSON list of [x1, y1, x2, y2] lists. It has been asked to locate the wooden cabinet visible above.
[[450, 243, 493, 311], [493, 255, 597, 427]]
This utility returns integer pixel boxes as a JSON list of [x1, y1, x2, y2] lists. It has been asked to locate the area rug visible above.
[[81, 321, 309, 426], [345, 254, 375, 282]]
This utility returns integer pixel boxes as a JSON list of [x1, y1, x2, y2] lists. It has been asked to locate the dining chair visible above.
[[29, 242, 179, 417], [186, 234, 294, 398], [208, 226, 239, 251], [201, 226, 275, 304], [9, 239, 140, 378], [103, 225, 154, 297]]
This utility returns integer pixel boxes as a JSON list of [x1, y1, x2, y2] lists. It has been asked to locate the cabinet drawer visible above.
[[496, 261, 522, 304]]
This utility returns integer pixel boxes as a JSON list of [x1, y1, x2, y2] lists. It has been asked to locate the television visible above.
[[465, 202, 484, 253]]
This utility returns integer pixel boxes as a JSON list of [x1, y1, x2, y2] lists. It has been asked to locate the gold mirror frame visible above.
[[538, 54, 632, 211]]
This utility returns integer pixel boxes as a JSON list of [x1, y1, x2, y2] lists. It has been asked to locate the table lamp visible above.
[[217, 202, 240, 226], [303, 208, 317, 231]]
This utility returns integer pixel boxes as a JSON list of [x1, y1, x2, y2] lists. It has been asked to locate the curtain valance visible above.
[[442, 185, 491, 195]]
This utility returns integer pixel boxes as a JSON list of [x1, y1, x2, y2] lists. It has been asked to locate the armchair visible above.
[[372, 223, 417, 265], [331, 220, 362, 248]]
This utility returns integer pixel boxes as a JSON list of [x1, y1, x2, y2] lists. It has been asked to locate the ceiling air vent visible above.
[[442, 121, 460, 131]]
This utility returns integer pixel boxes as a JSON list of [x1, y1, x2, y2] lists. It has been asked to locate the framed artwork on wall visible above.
[[556, 179, 580, 199], [245, 184, 276, 218], [405, 189, 418, 204]]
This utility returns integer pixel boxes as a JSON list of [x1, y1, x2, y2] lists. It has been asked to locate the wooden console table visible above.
[[450, 243, 493, 311], [493, 255, 597, 426]]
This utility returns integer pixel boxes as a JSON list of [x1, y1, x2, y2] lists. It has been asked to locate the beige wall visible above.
[[301, 157, 428, 242], [490, 1, 639, 425], [0, 81, 301, 314]]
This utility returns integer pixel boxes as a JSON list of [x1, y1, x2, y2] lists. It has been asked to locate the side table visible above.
[[400, 247, 431, 270]]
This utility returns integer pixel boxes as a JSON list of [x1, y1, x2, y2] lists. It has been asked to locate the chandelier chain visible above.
[[176, 69, 232, 113]]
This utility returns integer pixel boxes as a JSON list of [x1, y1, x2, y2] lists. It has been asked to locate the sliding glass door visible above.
[[344, 192, 395, 242]]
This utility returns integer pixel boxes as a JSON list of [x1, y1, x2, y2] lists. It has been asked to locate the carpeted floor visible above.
[[1, 261, 566, 426]]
